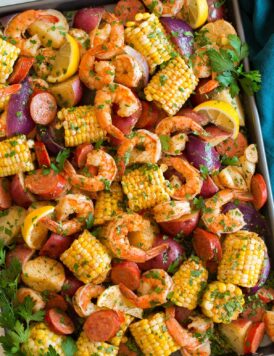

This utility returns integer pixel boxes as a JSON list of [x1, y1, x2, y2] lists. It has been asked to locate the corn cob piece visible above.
[[130, 312, 180, 356], [121, 163, 171, 211], [110, 314, 134, 347], [94, 182, 124, 225], [76, 331, 119, 356], [22, 322, 65, 356], [125, 13, 175, 73], [217, 231, 266, 288], [145, 55, 198, 116], [201, 281, 245, 323], [0, 37, 20, 84], [170, 256, 208, 310], [0, 135, 34, 177], [57, 105, 107, 147], [60, 230, 111, 284]]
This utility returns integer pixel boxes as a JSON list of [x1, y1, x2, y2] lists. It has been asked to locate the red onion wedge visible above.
[[123, 46, 149, 87]]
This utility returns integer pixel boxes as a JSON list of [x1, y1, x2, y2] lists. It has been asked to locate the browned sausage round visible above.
[[45, 308, 75, 335], [111, 261, 141, 290], [30, 92, 57, 125]]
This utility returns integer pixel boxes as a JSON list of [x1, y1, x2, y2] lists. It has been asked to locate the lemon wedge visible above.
[[22, 206, 55, 249], [179, 0, 208, 29], [194, 100, 240, 139], [47, 33, 80, 83]]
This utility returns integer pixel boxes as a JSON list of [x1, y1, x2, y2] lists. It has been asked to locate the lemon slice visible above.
[[47, 33, 80, 83], [194, 100, 240, 139], [22, 206, 55, 250], [97, 285, 143, 319], [201, 20, 237, 48], [179, 0, 208, 29]]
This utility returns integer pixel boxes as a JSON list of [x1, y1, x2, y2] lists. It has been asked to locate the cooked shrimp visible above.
[[90, 11, 124, 60], [69, 28, 90, 57], [142, 0, 183, 16], [64, 150, 117, 192], [105, 213, 168, 262], [202, 189, 246, 234], [117, 129, 161, 174], [41, 194, 94, 236], [29, 77, 49, 91], [79, 49, 115, 90], [187, 316, 213, 334], [4, 10, 58, 57], [153, 200, 191, 222], [162, 157, 203, 200], [155, 116, 208, 155], [112, 54, 142, 88], [119, 269, 173, 309], [73, 284, 105, 317], [165, 307, 200, 351], [181, 341, 211, 356], [0, 84, 21, 98], [33, 48, 56, 79], [95, 84, 140, 140]]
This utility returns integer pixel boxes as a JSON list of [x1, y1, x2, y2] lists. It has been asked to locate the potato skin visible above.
[[0, 206, 26, 245], [22, 256, 65, 292]]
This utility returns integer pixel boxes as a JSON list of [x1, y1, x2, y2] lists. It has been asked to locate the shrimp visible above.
[[117, 129, 161, 174], [162, 157, 203, 200], [119, 269, 173, 309], [79, 49, 115, 90], [153, 200, 191, 223], [33, 48, 56, 79], [64, 150, 117, 192], [90, 11, 124, 60], [41, 194, 94, 236], [181, 342, 211, 356], [29, 77, 49, 91], [142, 0, 183, 16], [95, 84, 140, 140], [155, 116, 208, 155], [72, 284, 105, 317], [69, 28, 90, 57], [187, 316, 213, 334], [201, 189, 246, 234], [112, 54, 143, 88], [4, 10, 58, 57], [105, 213, 168, 262], [165, 307, 200, 351], [0, 84, 21, 98]]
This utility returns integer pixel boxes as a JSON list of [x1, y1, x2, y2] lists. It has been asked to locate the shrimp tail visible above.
[[0, 84, 21, 97], [145, 243, 169, 261], [119, 283, 139, 305], [36, 12, 59, 24]]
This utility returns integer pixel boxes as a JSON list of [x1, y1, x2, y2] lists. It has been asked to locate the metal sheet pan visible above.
[[0, 1, 273, 355]]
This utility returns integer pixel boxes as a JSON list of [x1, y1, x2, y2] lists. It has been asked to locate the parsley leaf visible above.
[[45, 345, 61, 356], [167, 257, 182, 274], [15, 296, 45, 327], [159, 135, 171, 151], [221, 155, 239, 166], [0, 240, 6, 267], [62, 337, 77, 356], [85, 212, 94, 229], [56, 148, 70, 171]]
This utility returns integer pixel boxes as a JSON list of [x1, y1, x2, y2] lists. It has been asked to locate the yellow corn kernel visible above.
[[76, 331, 118, 356], [0, 37, 20, 84], [110, 315, 134, 347], [145, 55, 198, 116], [201, 281, 245, 323], [57, 105, 107, 147], [171, 256, 208, 310], [217, 231, 266, 288], [60, 230, 111, 284]]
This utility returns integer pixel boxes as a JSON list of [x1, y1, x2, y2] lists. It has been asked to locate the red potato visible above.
[[39, 233, 72, 259], [61, 274, 83, 297], [241, 303, 266, 323], [84, 310, 122, 342], [136, 101, 162, 129], [160, 211, 200, 237], [0, 178, 11, 210], [200, 176, 219, 198], [45, 308, 75, 335], [10, 173, 36, 208], [258, 287, 274, 303], [45, 293, 68, 311], [115, 0, 145, 24], [204, 125, 231, 146], [175, 306, 193, 325], [49, 75, 83, 108], [207, 0, 226, 22], [30, 92, 57, 125], [111, 261, 141, 290], [6, 244, 34, 268], [251, 174, 268, 210], [74, 143, 93, 168], [73, 7, 104, 33], [244, 322, 265, 354], [192, 228, 222, 262], [216, 131, 248, 158], [25, 169, 68, 200], [177, 107, 209, 126], [8, 57, 34, 84], [16, 287, 45, 312], [34, 141, 51, 167], [264, 311, 274, 342]]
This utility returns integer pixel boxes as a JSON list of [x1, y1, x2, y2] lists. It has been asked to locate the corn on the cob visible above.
[[0, 135, 34, 177], [170, 256, 208, 310], [110, 314, 134, 347], [125, 13, 175, 73], [0, 37, 20, 84], [130, 312, 180, 356], [217, 231, 266, 288], [60, 230, 111, 284], [201, 281, 245, 324], [76, 331, 119, 356], [21, 322, 65, 356], [94, 182, 124, 225], [145, 55, 198, 116], [121, 163, 171, 211], [57, 105, 107, 147]]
